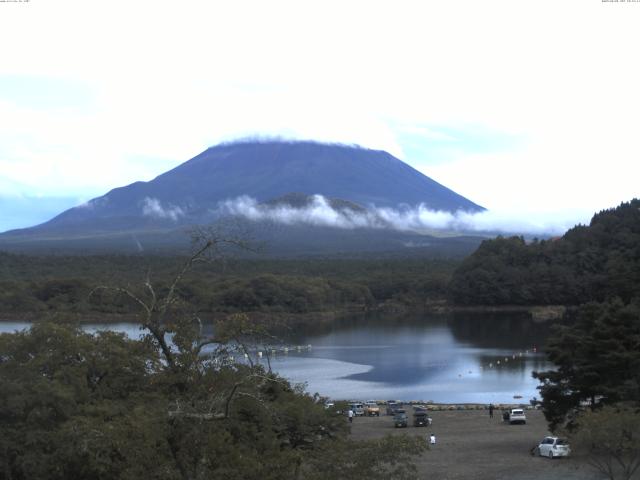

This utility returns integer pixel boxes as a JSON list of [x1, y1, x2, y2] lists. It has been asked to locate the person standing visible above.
[[489, 403, 494, 418], [430, 433, 436, 445], [348, 408, 354, 423]]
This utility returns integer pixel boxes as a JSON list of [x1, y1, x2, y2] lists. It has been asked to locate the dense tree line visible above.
[[450, 199, 640, 306], [0, 254, 455, 317]]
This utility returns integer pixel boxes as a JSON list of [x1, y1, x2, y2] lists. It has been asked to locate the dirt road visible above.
[[349, 408, 602, 480]]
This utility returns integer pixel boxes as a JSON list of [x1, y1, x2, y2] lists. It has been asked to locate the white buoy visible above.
[[497, 360, 501, 365]]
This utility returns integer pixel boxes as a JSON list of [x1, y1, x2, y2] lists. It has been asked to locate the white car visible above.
[[505, 408, 526, 424], [537, 437, 571, 458]]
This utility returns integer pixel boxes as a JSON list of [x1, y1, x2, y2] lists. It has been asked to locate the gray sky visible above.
[[1, 0, 639, 233]]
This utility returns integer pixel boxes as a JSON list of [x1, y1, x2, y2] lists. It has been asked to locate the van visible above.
[[349, 403, 365, 416]]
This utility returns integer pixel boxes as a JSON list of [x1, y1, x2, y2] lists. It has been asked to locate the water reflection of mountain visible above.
[[282, 311, 554, 388], [0, 315, 552, 402]]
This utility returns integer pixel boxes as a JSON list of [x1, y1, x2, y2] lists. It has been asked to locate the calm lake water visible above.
[[0, 312, 553, 404]]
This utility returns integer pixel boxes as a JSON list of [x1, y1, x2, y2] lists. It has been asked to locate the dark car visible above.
[[393, 412, 408, 428], [413, 412, 431, 427], [386, 402, 404, 415]]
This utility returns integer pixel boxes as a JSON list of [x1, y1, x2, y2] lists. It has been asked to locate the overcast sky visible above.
[[1, 0, 639, 233]]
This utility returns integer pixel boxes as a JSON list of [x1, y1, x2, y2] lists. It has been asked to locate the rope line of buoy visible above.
[[456, 345, 539, 379], [208, 344, 313, 364], [209, 343, 542, 378]]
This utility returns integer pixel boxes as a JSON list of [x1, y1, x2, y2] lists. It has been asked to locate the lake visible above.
[[0, 311, 553, 404]]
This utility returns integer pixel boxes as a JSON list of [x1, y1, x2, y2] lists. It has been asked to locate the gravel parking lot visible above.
[[348, 408, 602, 480]]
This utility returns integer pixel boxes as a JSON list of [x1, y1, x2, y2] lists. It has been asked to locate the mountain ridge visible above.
[[0, 140, 486, 255]]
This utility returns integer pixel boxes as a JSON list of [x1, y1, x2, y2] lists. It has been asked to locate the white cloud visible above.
[[0, 0, 639, 230], [219, 195, 589, 236], [141, 197, 185, 222], [219, 195, 381, 229]]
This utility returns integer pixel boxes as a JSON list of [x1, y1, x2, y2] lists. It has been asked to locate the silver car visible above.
[[537, 436, 571, 458], [349, 402, 365, 416]]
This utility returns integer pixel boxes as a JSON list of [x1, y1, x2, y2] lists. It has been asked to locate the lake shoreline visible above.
[[0, 303, 568, 324], [334, 400, 536, 410]]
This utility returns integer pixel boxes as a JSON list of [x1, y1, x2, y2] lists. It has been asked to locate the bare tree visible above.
[[91, 228, 252, 370], [567, 405, 640, 480], [89, 227, 289, 420]]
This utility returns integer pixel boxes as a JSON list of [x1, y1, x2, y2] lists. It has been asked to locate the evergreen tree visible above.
[[533, 299, 640, 431], [450, 199, 640, 306]]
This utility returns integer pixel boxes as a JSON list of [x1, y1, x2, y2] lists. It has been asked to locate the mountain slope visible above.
[[14, 141, 482, 233], [0, 141, 486, 255]]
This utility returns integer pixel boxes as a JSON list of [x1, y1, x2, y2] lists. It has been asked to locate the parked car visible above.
[[364, 401, 380, 416], [349, 403, 365, 416], [537, 437, 571, 458], [413, 412, 432, 427], [393, 412, 408, 428], [386, 402, 402, 415], [504, 408, 527, 424]]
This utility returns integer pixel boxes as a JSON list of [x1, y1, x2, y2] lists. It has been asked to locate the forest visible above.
[[0, 253, 455, 319], [449, 199, 640, 306]]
